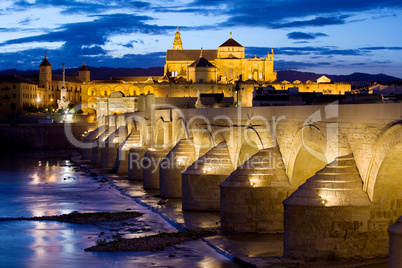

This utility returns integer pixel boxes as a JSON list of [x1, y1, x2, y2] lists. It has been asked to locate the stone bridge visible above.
[[77, 101, 401, 260]]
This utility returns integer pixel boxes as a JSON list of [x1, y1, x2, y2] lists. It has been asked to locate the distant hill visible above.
[[1, 67, 399, 84], [0, 67, 164, 80], [277, 70, 401, 84]]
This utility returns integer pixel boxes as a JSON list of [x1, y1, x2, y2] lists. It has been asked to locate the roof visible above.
[[110, 76, 163, 83], [189, 57, 216, 68], [166, 49, 217, 61], [40, 57, 52, 67], [79, 65, 90, 71], [219, 38, 243, 48], [79, 60, 90, 71], [52, 74, 83, 83], [0, 74, 36, 84]]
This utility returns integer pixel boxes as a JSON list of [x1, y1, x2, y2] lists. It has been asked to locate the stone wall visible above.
[[0, 123, 95, 150]]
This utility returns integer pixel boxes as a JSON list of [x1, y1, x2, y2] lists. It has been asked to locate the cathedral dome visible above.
[[219, 32, 243, 48]]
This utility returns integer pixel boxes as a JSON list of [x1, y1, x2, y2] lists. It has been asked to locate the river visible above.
[[0, 151, 239, 268]]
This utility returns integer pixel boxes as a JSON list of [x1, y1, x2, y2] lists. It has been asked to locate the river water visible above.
[[0, 151, 239, 268]]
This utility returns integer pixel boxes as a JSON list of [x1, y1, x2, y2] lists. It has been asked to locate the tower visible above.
[[173, 26, 183, 50], [217, 32, 245, 59], [78, 59, 90, 83], [39, 52, 52, 90]]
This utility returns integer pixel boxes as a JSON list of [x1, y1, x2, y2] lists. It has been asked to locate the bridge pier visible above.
[[143, 149, 170, 189], [114, 131, 142, 175], [127, 147, 148, 181], [159, 139, 195, 198], [100, 126, 126, 169], [81, 127, 102, 160], [91, 126, 114, 166], [182, 141, 233, 211], [220, 147, 290, 233], [283, 155, 382, 259], [388, 217, 402, 268]]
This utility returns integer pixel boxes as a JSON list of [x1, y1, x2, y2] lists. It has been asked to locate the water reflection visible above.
[[0, 151, 239, 267]]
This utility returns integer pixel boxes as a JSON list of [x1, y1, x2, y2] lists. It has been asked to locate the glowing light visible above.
[[133, 143, 139, 147], [148, 147, 155, 151], [177, 157, 184, 166], [249, 176, 259, 187], [202, 166, 212, 174], [113, 138, 118, 143], [102, 138, 107, 142]]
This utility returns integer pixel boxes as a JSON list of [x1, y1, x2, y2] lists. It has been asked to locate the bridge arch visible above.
[[154, 117, 167, 149], [192, 128, 215, 157], [365, 124, 402, 202], [173, 117, 189, 144], [235, 126, 264, 167], [286, 125, 328, 190]]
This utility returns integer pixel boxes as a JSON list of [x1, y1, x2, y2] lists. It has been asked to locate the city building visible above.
[[0, 28, 353, 117], [0, 74, 39, 116]]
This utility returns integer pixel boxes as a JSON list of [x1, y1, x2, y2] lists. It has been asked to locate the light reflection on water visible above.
[[0, 151, 239, 268]]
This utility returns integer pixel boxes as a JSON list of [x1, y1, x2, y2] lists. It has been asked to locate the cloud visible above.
[[360, 46, 402, 51], [0, 13, 171, 61], [0, 48, 166, 71], [287, 32, 328, 40], [272, 16, 349, 29], [188, 0, 402, 29], [9, 0, 151, 15], [18, 16, 40, 25], [246, 46, 368, 57]]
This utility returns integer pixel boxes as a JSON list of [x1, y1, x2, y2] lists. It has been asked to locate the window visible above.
[[12, 93, 16, 98], [13, 85, 16, 89], [259, 73, 263, 79], [171, 71, 178, 77], [229, 68, 233, 78], [11, 103, 16, 110], [199, 79, 204, 83]]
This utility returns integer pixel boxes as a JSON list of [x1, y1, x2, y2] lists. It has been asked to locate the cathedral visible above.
[[164, 27, 277, 83]]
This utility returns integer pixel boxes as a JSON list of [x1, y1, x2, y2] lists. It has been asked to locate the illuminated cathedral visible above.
[[164, 27, 277, 84]]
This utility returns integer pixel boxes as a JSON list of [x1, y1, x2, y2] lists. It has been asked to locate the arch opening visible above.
[[155, 119, 165, 149], [238, 140, 259, 167], [372, 142, 402, 224], [291, 141, 327, 190]]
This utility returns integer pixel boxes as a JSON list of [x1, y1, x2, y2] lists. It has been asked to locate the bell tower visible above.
[[173, 26, 183, 50], [78, 59, 91, 83], [39, 52, 52, 90]]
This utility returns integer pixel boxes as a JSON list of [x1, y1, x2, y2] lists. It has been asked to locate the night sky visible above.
[[0, 0, 401, 77]]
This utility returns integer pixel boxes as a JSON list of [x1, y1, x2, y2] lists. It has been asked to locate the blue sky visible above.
[[0, 0, 401, 77]]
